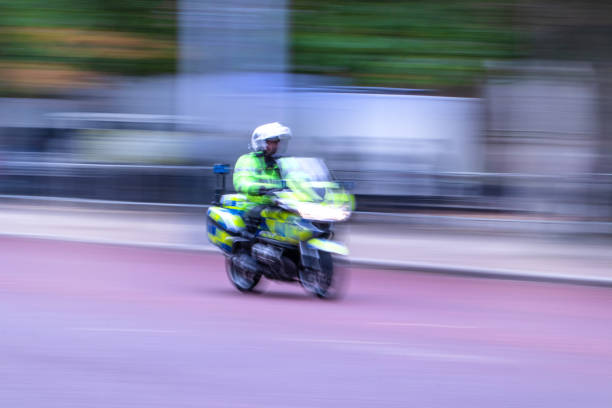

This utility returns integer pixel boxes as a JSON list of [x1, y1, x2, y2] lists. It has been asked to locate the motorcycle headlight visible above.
[[295, 202, 350, 222]]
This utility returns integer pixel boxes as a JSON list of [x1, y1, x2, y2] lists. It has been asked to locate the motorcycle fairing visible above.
[[306, 238, 349, 256]]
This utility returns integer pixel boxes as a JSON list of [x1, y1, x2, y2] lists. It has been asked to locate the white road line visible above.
[[363, 345, 513, 364], [280, 337, 396, 346], [70, 327, 179, 334], [280, 337, 511, 364], [369, 322, 478, 329], [281, 338, 395, 346]]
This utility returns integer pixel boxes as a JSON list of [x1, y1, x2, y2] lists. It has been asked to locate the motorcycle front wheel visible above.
[[226, 254, 261, 292], [299, 251, 346, 299]]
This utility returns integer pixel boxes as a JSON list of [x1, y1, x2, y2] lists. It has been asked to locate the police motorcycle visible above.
[[207, 157, 354, 298]]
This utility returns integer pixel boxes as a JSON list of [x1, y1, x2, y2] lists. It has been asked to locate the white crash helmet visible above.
[[250, 122, 292, 154]]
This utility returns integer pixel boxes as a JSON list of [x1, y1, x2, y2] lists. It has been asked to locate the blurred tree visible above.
[[0, 0, 176, 96], [290, 0, 527, 95]]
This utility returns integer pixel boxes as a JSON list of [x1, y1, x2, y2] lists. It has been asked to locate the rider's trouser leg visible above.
[[244, 205, 267, 233]]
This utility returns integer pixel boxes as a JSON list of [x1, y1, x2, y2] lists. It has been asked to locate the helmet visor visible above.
[[275, 138, 288, 156]]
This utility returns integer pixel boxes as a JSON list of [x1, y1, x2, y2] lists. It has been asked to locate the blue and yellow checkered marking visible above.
[[207, 207, 245, 234], [220, 194, 254, 211], [207, 223, 233, 253]]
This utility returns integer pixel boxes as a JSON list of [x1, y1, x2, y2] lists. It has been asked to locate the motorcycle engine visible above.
[[251, 243, 282, 266], [251, 243, 296, 281]]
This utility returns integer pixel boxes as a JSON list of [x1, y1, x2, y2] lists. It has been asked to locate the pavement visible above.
[[1, 198, 611, 287]]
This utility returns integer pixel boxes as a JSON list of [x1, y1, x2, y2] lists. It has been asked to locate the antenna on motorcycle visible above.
[[212, 163, 230, 205]]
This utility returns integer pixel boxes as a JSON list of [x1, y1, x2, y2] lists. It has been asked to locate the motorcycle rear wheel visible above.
[[226, 255, 261, 292]]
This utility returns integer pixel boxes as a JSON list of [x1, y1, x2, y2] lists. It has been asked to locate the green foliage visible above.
[[1, 0, 526, 96], [0, 0, 176, 87], [291, 0, 526, 92], [0, 0, 176, 33]]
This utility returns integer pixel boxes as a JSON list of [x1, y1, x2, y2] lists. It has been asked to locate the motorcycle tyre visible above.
[[299, 251, 345, 300], [226, 255, 261, 293]]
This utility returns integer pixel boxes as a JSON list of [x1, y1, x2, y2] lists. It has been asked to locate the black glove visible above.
[[258, 186, 282, 195]]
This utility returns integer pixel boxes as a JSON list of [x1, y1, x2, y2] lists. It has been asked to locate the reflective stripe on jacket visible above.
[[233, 152, 282, 204]]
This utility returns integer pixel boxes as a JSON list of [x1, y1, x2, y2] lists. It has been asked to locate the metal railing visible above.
[[0, 160, 215, 205], [1, 160, 610, 219]]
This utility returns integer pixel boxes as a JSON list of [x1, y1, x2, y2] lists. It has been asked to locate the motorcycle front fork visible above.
[[299, 241, 321, 271]]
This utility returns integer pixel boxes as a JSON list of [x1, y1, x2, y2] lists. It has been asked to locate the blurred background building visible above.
[[0, 0, 610, 218]]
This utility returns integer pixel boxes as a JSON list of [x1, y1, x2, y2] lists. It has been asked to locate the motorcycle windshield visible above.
[[278, 157, 331, 184], [277, 157, 353, 207]]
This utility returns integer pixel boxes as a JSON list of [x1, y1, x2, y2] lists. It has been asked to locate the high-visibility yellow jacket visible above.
[[233, 152, 283, 204]]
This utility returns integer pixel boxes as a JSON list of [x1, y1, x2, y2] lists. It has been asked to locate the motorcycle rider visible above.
[[233, 122, 292, 234]]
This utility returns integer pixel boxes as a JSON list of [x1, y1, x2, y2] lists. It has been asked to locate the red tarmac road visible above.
[[1, 237, 611, 408]]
